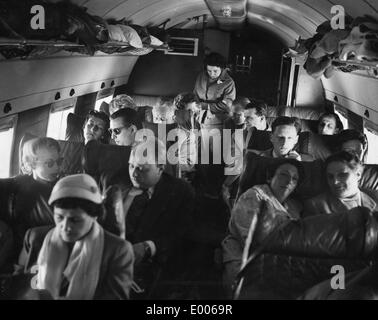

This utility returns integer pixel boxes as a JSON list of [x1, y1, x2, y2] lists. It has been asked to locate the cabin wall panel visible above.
[[126, 30, 204, 97], [0, 55, 138, 118], [295, 66, 325, 109], [323, 72, 378, 128], [204, 29, 231, 61]]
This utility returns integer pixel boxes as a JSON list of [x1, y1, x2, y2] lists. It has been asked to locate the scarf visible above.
[[36, 221, 104, 300]]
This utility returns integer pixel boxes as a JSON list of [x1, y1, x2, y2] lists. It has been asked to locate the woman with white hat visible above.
[[15, 173, 134, 300]]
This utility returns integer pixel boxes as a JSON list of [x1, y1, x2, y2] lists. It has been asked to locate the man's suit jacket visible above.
[[15, 226, 134, 300], [304, 191, 377, 217], [121, 173, 195, 266]]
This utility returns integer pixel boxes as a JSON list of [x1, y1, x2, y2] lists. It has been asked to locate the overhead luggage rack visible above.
[[331, 58, 378, 78], [0, 37, 169, 58], [331, 58, 378, 69]]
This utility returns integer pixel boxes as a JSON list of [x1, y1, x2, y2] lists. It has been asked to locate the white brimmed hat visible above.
[[48, 174, 102, 205]]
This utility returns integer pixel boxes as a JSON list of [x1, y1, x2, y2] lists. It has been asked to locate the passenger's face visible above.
[[206, 65, 222, 80], [110, 117, 134, 146], [231, 105, 245, 125], [33, 147, 61, 182], [83, 116, 106, 143], [154, 104, 174, 123], [175, 102, 201, 128], [54, 207, 96, 243], [342, 140, 364, 161], [326, 161, 361, 199], [271, 125, 299, 157], [269, 164, 299, 201], [244, 108, 264, 129], [318, 116, 337, 135], [129, 151, 163, 189]]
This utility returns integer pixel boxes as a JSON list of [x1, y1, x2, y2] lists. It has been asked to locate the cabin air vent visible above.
[[165, 37, 199, 56]]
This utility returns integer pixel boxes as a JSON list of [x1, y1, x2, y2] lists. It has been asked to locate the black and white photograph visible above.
[[0, 0, 378, 308]]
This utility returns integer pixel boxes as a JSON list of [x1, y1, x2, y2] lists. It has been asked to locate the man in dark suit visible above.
[[121, 137, 195, 298]]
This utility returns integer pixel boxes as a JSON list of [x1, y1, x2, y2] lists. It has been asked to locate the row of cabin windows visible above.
[[1, 95, 378, 178], [0, 91, 114, 178]]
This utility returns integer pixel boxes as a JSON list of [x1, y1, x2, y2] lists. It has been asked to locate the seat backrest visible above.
[[18, 133, 84, 176], [131, 94, 161, 107], [279, 106, 323, 133], [280, 106, 323, 120], [82, 140, 132, 186], [246, 129, 337, 161]]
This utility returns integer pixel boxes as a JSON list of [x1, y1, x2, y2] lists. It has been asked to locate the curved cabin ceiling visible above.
[[47, 0, 378, 46]]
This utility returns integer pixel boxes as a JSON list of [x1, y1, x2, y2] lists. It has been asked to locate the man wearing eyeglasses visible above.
[[109, 108, 143, 146]]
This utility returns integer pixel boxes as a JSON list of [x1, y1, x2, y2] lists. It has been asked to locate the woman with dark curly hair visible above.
[[222, 158, 304, 297], [82, 110, 110, 145]]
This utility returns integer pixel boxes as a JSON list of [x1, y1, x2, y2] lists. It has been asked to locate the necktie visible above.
[[126, 191, 150, 242]]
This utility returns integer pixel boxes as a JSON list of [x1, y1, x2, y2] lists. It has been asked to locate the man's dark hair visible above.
[[174, 92, 200, 110], [52, 197, 105, 219], [83, 110, 110, 144], [337, 129, 368, 150], [110, 107, 143, 130], [325, 150, 364, 174], [271, 116, 301, 134], [318, 112, 344, 132], [245, 101, 268, 117], [84, 110, 110, 130], [204, 52, 227, 69]]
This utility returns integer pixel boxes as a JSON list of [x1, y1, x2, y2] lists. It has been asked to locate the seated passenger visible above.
[[15, 174, 134, 300], [244, 100, 269, 131], [222, 159, 303, 297], [0, 220, 13, 273], [338, 129, 368, 162], [120, 138, 194, 298], [222, 98, 255, 206], [257, 116, 314, 161], [109, 108, 143, 146], [153, 96, 175, 124], [82, 110, 110, 145], [109, 94, 137, 115], [224, 96, 251, 130], [173, 92, 201, 178], [317, 112, 343, 135], [1, 137, 62, 255], [305, 151, 376, 216]]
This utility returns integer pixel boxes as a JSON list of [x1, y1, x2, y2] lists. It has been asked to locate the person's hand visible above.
[[222, 183, 231, 209], [285, 150, 302, 161], [132, 242, 147, 266]]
